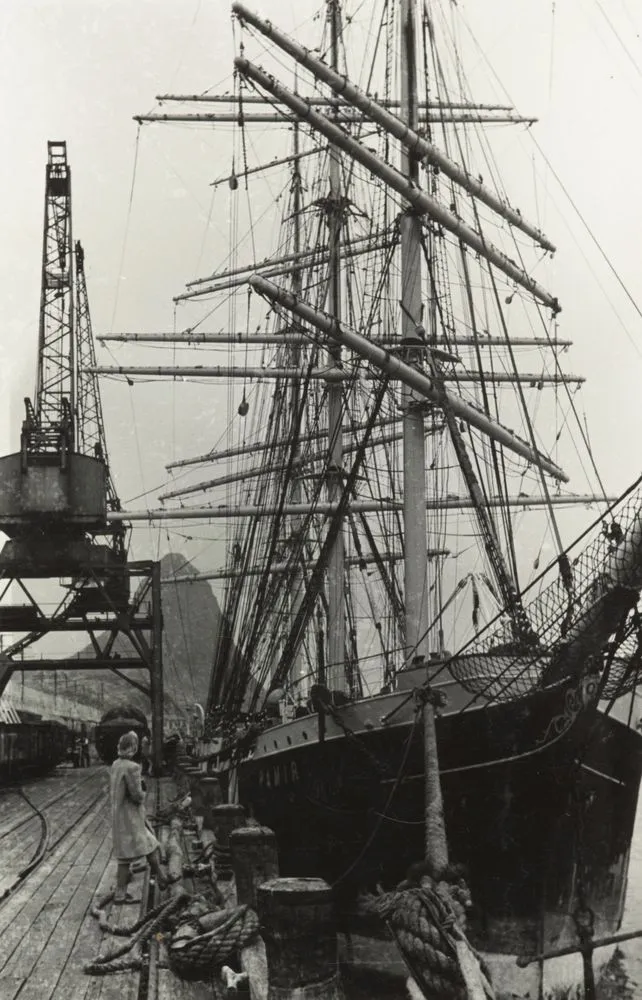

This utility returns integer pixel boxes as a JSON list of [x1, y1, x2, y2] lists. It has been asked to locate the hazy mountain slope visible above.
[[29, 552, 222, 722]]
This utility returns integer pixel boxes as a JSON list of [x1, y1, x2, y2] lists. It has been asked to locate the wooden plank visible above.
[[80, 775, 164, 1000], [10, 811, 114, 1000], [156, 969, 216, 1000], [0, 770, 111, 997], [0, 799, 32, 837], [0, 793, 106, 933], [0, 875, 20, 900], [46, 782, 107, 844], [0, 802, 111, 979], [56, 824, 120, 1000], [0, 975, 25, 1000], [0, 793, 108, 941], [83, 865, 150, 1000], [147, 884, 161, 1000], [0, 775, 108, 896], [0, 797, 108, 952], [0, 820, 42, 871]]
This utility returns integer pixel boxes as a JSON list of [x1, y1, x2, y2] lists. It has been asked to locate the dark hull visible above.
[[237, 680, 642, 958]]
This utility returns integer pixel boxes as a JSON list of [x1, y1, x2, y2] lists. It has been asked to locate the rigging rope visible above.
[[268, 370, 391, 698]]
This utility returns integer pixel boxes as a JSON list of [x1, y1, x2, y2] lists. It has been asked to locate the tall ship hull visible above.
[[236, 677, 642, 958]]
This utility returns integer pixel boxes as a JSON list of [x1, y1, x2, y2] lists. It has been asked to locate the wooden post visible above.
[[185, 767, 204, 817], [210, 803, 246, 840], [210, 803, 246, 880], [423, 694, 448, 871], [581, 950, 596, 1000], [238, 938, 269, 1000], [230, 826, 279, 908], [257, 877, 344, 1000], [200, 775, 223, 829], [150, 560, 164, 774], [166, 816, 184, 896]]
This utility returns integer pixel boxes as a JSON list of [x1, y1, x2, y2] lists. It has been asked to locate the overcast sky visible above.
[[1, 0, 642, 589]]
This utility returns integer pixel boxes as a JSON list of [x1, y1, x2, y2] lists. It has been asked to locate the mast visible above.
[[289, 115, 306, 689], [400, 0, 429, 668], [399, 0, 448, 869], [231, 2, 554, 253], [325, 0, 346, 693], [233, 58, 559, 314]]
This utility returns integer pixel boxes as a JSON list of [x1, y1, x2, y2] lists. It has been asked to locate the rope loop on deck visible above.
[[84, 890, 191, 976], [374, 874, 495, 999], [168, 904, 260, 980]]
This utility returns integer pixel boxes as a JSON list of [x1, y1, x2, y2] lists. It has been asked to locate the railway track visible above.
[[0, 768, 109, 902]]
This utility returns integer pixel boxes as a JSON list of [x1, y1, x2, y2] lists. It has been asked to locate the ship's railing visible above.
[[450, 477, 642, 703]]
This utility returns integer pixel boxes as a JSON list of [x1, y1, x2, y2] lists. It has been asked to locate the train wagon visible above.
[[0, 717, 70, 780]]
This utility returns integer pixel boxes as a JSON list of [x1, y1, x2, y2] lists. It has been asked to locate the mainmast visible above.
[[325, 0, 346, 693], [400, 0, 429, 668], [399, 0, 448, 868]]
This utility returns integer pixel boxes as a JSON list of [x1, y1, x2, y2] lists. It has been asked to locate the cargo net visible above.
[[446, 478, 642, 704]]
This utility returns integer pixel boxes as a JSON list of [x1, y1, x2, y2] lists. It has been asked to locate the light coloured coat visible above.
[[110, 757, 160, 860]]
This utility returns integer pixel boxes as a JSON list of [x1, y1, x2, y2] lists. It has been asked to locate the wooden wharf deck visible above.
[[0, 766, 410, 1000], [0, 767, 212, 1000]]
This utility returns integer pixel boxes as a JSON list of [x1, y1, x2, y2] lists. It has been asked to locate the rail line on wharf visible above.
[[0, 769, 109, 902], [0, 768, 211, 1000]]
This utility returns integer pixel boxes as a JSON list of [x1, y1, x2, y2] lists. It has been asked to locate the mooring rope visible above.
[[366, 872, 495, 1000], [85, 886, 259, 980], [84, 890, 190, 976]]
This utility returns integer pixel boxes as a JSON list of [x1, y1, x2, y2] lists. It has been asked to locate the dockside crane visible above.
[[74, 239, 127, 562], [0, 142, 164, 767]]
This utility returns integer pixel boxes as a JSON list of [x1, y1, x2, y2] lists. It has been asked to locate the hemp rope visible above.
[[168, 904, 260, 980], [84, 890, 190, 976], [85, 888, 258, 980], [375, 882, 494, 1000]]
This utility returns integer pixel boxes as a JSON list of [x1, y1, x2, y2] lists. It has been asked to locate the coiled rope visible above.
[[84, 890, 191, 976], [168, 904, 260, 981], [85, 888, 259, 980], [371, 873, 495, 1000]]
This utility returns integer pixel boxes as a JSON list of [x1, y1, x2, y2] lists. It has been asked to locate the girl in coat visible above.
[[110, 730, 168, 901]]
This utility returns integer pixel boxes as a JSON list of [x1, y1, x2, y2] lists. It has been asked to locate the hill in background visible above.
[[27, 552, 222, 722]]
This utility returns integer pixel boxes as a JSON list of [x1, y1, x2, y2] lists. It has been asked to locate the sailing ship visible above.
[[107, 0, 642, 990]]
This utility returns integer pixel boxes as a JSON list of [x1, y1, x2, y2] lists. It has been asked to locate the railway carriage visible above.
[[0, 716, 70, 779]]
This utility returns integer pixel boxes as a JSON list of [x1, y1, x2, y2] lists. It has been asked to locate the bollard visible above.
[[209, 803, 246, 880], [200, 775, 223, 828], [185, 768, 204, 816], [175, 759, 194, 795], [166, 816, 185, 896], [257, 877, 344, 1000], [230, 826, 279, 909]]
